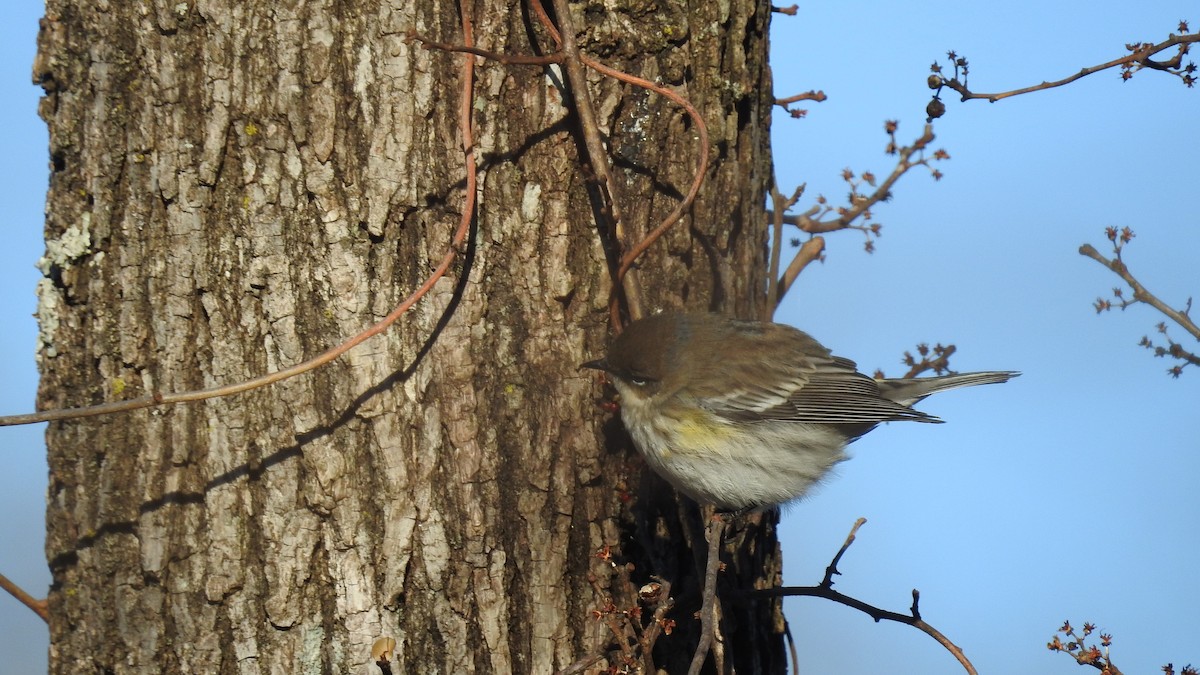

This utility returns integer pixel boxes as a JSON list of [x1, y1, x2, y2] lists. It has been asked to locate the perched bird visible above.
[[583, 312, 1017, 511]]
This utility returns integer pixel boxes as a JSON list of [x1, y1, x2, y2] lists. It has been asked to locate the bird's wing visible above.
[[688, 322, 936, 425], [775, 363, 938, 424]]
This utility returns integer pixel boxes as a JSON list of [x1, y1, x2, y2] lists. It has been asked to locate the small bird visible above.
[[583, 312, 1017, 511]]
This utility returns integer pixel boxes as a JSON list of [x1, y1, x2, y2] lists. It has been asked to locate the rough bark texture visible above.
[[34, 0, 780, 672]]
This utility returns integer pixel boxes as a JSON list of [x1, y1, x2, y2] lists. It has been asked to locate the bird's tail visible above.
[[877, 371, 1019, 408]]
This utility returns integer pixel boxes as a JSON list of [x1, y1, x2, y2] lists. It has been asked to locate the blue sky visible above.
[[2, 2, 1196, 673], [769, 3, 1198, 674]]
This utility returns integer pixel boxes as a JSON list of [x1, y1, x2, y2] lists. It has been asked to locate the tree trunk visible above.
[[34, 0, 781, 672]]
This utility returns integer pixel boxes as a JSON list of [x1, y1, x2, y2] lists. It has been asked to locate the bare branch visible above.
[[821, 516, 866, 586], [523, 0, 712, 330], [775, 89, 826, 118], [769, 124, 942, 307], [776, 236, 824, 305], [775, 90, 827, 106], [766, 184, 806, 318], [757, 519, 978, 675], [687, 514, 728, 675], [1080, 228, 1200, 376], [927, 28, 1198, 111], [779, 122, 946, 253], [0, 571, 48, 623]]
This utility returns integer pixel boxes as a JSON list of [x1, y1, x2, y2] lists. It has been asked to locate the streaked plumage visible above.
[[584, 312, 1017, 510]]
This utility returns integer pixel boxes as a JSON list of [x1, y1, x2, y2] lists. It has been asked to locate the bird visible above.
[[582, 312, 1017, 512]]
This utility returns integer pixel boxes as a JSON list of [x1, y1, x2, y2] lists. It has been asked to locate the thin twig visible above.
[[821, 516, 866, 586], [0, 572, 49, 623], [776, 236, 824, 305], [521, 0, 711, 329], [635, 576, 674, 672], [1081, 236, 1200, 376], [407, 31, 560, 65], [766, 185, 804, 319], [783, 619, 800, 675], [938, 32, 1199, 103], [775, 90, 826, 106], [775, 89, 827, 118], [766, 188, 786, 320]]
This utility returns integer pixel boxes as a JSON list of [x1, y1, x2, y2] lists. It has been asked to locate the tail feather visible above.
[[878, 371, 1019, 407]]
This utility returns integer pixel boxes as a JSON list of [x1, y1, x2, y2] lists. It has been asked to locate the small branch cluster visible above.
[[781, 121, 946, 248], [1119, 21, 1197, 86], [925, 22, 1197, 118], [1138, 321, 1199, 378], [1048, 620, 1119, 674], [765, 121, 947, 315], [1080, 227, 1200, 377], [873, 343, 958, 380], [559, 546, 677, 675], [1047, 620, 1196, 675]]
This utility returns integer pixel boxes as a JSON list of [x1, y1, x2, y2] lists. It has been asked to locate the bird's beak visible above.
[[580, 358, 609, 372]]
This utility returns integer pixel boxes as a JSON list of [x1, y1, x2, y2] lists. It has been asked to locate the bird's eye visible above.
[[629, 376, 650, 387]]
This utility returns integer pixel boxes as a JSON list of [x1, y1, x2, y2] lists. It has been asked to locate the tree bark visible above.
[[34, 0, 781, 672]]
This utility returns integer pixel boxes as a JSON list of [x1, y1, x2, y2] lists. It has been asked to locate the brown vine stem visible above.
[[757, 518, 978, 675], [539, 0, 645, 323], [943, 32, 1200, 102], [0, 572, 49, 623], [421, 2, 710, 331], [0, 5, 481, 429], [536, 0, 710, 330], [603, 58, 710, 314], [408, 33, 559, 66]]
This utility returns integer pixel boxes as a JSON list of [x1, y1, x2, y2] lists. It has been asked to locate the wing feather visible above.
[[682, 321, 936, 425]]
